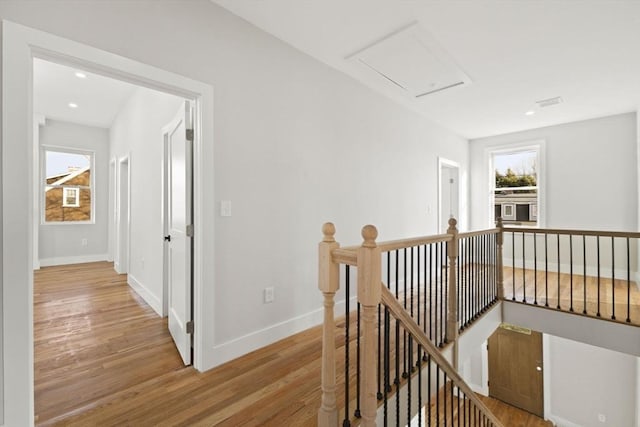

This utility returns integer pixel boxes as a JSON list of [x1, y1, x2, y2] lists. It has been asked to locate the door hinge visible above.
[[186, 320, 194, 334], [164, 235, 171, 242], [186, 224, 194, 237], [186, 129, 194, 142]]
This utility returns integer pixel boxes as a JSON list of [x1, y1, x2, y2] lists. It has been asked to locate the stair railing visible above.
[[318, 220, 502, 426]]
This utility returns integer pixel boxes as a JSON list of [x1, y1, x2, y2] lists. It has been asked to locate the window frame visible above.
[[488, 140, 545, 228], [41, 146, 96, 225], [62, 187, 80, 207]]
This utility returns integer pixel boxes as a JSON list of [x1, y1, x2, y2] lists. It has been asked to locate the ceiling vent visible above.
[[536, 96, 563, 108], [347, 22, 471, 99]]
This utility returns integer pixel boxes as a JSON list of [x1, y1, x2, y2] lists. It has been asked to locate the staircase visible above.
[[317, 218, 639, 426]]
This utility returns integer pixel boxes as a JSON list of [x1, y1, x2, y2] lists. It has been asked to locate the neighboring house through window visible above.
[[43, 148, 94, 223], [490, 142, 543, 227]]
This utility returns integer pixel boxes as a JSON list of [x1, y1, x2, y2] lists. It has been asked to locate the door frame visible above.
[[437, 157, 461, 232], [115, 156, 130, 274], [2, 20, 214, 425]]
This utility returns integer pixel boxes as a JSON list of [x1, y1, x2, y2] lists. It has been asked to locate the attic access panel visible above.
[[348, 23, 471, 98]]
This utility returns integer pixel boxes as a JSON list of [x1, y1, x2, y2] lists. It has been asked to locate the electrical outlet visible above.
[[81, 238, 88, 246], [598, 414, 606, 423], [264, 287, 275, 303]]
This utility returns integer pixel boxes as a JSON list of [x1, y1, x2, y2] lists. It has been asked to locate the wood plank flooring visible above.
[[503, 266, 640, 325], [35, 262, 553, 426]]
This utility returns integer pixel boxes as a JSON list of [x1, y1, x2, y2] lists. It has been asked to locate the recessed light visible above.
[[75, 72, 87, 79], [68, 102, 78, 109], [525, 110, 535, 116]]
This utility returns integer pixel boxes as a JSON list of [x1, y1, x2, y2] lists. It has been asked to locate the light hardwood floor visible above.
[[503, 266, 640, 325], [35, 262, 551, 426]]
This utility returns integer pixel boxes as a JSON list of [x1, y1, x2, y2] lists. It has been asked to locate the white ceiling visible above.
[[212, 0, 640, 139], [34, 58, 137, 128]]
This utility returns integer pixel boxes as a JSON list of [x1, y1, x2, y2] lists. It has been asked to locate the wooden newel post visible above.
[[318, 222, 340, 427], [496, 217, 505, 300], [357, 225, 381, 427], [446, 218, 459, 369]]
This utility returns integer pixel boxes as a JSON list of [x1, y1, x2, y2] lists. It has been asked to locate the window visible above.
[[492, 146, 541, 226], [62, 187, 80, 207], [43, 148, 93, 223]]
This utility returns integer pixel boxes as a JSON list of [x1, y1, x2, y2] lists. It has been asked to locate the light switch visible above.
[[221, 200, 232, 217]]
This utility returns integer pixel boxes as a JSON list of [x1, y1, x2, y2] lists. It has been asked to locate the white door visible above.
[[163, 101, 193, 365], [438, 159, 460, 232]]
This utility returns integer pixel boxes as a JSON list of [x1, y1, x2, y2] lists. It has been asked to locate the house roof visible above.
[[45, 166, 90, 192]]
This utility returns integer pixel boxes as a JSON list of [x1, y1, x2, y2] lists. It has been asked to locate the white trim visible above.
[[210, 295, 357, 367], [114, 155, 130, 275], [546, 414, 582, 427], [41, 145, 95, 224], [61, 187, 80, 207], [543, 333, 551, 422], [485, 139, 546, 228], [39, 253, 108, 267], [127, 274, 163, 317], [2, 20, 214, 426]]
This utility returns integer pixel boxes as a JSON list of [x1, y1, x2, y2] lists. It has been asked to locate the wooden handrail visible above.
[[459, 227, 500, 239], [331, 248, 357, 266], [503, 226, 640, 239], [377, 233, 452, 252], [340, 233, 452, 253], [380, 285, 504, 427]]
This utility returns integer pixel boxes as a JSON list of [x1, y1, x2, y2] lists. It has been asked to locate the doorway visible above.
[[438, 158, 460, 232], [488, 324, 544, 417], [2, 21, 214, 424]]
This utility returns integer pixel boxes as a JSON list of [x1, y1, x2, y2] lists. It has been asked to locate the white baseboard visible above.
[[547, 414, 581, 427], [202, 295, 357, 370], [39, 253, 108, 267], [127, 274, 163, 316]]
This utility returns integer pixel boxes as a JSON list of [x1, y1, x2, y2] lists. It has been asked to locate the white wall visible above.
[[0, 2, 469, 424], [547, 335, 638, 427], [109, 87, 184, 315], [38, 119, 109, 265], [470, 113, 637, 231]]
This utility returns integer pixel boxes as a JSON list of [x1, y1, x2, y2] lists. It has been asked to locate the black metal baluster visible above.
[[444, 241, 449, 343], [457, 385, 461, 427], [570, 235, 574, 312], [438, 242, 443, 346], [583, 235, 587, 315], [430, 244, 434, 343], [534, 232, 538, 305], [343, 266, 350, 427], [410, 246, 415, 373], [522, 231, 526, 303], [611, 237, 616, 320], [450, 375, 454, 426], [403, 248, 408, 378], [627, 237, 631, 323], [512, 231, 516, 301], [355, 302, 361, 418], [545, 233, 549, 307], [443, 372, 447, 426], [394, 249, 400, 425], [383, 306, 390, 425], [557, 233, 561, 310], [427, 355, 432, 427], [458, 238, 462, 330], [418, 341, 422, 426], [436, 366, 440, 426], [597, 236, 601, 317], [482, 234, 487, 311]]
